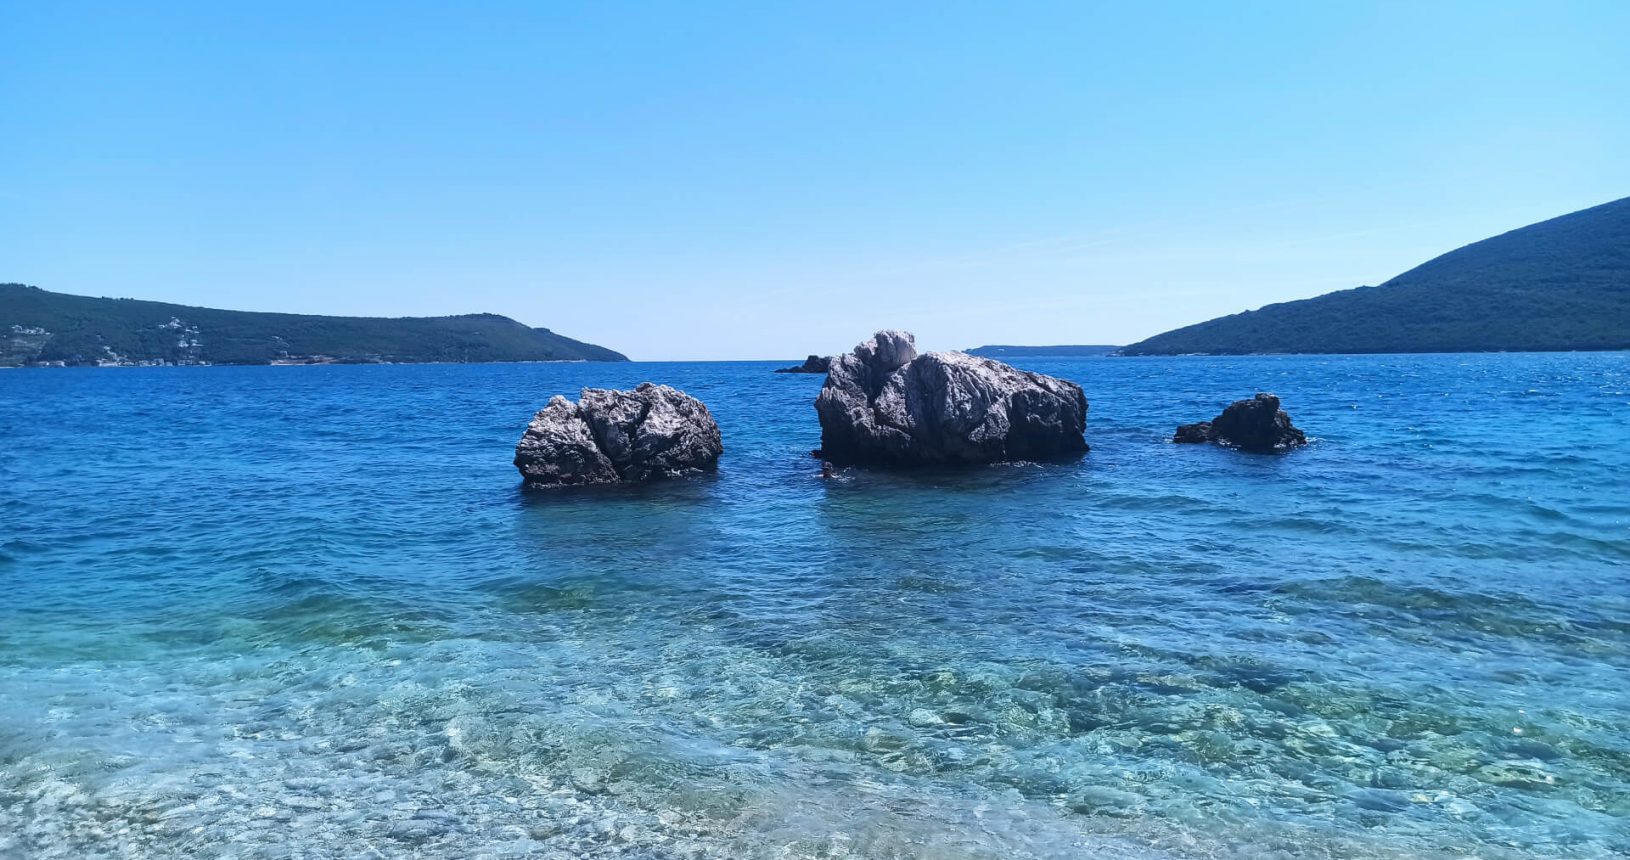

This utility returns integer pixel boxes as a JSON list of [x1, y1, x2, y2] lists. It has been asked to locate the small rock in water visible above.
[[1172, 421, 1212, 444], [514, 382, 723, 488], [908, 708, 944, 727], [569, 768, 606, 794], [774, 354, 831, 374], [1173, 392, 1307, 452], [1476, 761, 1558, 790]]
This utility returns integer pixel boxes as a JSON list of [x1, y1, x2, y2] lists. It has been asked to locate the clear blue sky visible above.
[[4, 2, 1627, 360]]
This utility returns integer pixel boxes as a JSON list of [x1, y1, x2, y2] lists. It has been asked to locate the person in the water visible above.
[[820, 461, 835, 479]]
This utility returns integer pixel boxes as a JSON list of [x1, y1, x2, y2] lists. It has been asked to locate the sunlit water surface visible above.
[[2, 354, 1627, 859]]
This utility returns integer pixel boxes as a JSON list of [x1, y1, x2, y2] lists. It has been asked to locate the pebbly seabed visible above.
[[1, 352, 1628, 859]]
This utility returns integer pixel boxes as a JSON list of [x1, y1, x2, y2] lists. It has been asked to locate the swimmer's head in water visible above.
[[820, 461, 835, 477]]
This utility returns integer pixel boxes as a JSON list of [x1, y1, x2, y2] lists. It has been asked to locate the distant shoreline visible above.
[[1, 283, 629, 367], [7, 349, 1627, 371], [6, 358, 619, 369]]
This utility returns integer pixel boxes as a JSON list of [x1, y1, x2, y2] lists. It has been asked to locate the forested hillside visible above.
[[1121, 196, 1630, 355], [0, 285, 627, 366]]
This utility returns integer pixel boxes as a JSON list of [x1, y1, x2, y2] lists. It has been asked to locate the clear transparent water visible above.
[[1, 354, 1627, 859]]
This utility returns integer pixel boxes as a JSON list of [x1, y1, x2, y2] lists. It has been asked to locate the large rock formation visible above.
[[514, 383, 723, 487], [814, 331, 1088, 466], [774, 355, 831, 374], [1174, 393, 1307, 453]]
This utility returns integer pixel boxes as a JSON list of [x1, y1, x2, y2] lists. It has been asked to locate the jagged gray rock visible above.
[[1174, 392, 1306, 453], [814, 330, 1088, 466], [514, 383, 723, 487]]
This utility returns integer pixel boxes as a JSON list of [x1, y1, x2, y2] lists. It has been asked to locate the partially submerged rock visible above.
[[814, 330, 1087, 466], [774, 355, 831, 374], [514, 383, 723, 487], [1173, 421, 1213, 444], [1174, 393, 1306, 452]]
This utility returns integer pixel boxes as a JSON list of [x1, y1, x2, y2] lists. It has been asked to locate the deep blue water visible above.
[[2, 353, 1628, 859]]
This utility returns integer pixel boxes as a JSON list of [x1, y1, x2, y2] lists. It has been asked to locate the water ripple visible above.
[[1, 353, 1627, 858]]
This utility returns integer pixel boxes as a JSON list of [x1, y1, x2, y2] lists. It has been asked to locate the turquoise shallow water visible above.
[[1, 353, 1628, 859]]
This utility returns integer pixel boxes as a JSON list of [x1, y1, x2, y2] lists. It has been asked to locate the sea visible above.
[[1, 352, 1627, 859]]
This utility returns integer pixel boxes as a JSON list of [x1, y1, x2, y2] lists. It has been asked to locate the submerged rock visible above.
[[1173, 392, 1306, 452], [813, 330, 1087, 466], [514, 382, 722, 487], [774, 355, 831, 374]]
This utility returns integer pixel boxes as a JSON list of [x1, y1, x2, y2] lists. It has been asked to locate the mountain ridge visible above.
[[1120, 196, 1630, 355], [0, 284, 628, 366]]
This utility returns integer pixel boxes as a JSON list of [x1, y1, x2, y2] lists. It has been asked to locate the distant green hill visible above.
[[0, 284, 628, 366], [1120, 196, 1630, 355], [967, 344, 1119, 357]]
